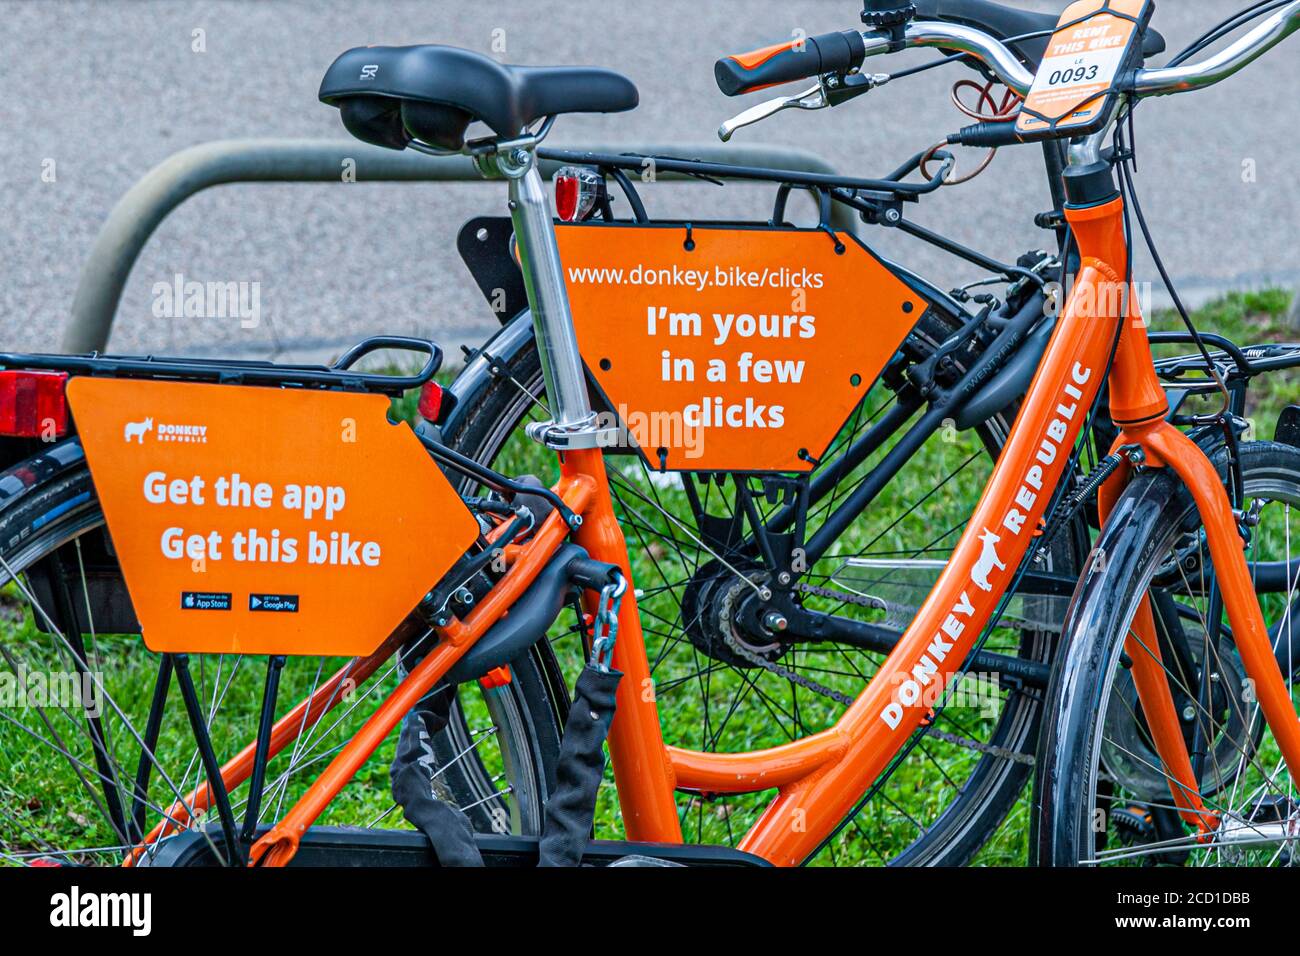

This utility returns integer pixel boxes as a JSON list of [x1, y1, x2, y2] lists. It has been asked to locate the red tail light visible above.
[[553, 165, 604, 222], [0, 370, 69, 439]]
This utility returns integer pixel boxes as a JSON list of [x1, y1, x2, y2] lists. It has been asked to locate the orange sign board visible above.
[[66, 378, 479, 656], [1016, 0, 1148, 137], [557, 224, 924, 472]]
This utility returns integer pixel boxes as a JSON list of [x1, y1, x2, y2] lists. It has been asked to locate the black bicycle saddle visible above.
[[319, 45, 639, 151]]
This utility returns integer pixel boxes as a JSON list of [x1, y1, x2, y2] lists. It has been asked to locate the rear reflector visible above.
[[0, 370, 69, 439], [418, 380, 456, 425], [479, 665, 512, 689]]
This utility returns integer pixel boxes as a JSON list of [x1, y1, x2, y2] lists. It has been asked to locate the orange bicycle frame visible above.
[[124, 151, 1300, 871]]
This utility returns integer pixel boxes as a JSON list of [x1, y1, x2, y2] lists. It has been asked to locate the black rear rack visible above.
[[0, 335, 440, 397], [1151, 332, 1300, 392]]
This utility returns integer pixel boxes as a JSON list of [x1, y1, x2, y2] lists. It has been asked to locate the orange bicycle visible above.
[[1, 0, 1297, 868]]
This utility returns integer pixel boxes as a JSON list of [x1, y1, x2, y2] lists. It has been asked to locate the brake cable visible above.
[[878, 26, 1056, 84], [1113, 103, 1245, 509], [856, 24, 1058, 187], [1113, 109, 1235, 423], [920, 76, 1022, 185]]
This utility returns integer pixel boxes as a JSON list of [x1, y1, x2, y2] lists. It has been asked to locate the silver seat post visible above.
[[493, 145, 607, 448]]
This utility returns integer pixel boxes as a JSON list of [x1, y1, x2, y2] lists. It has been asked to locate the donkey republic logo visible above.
[[970, 529, 1006, 593], [122, 416, 208, 445], [123, 417, 152, 443]]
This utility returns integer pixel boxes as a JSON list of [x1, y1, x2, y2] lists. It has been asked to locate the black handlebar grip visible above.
[[715, 30, 867, 97]]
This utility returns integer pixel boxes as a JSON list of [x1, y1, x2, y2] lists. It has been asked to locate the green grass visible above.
[[1, 290, 1295, 866]]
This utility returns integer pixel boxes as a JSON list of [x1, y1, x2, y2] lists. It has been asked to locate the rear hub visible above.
[[680, 560, 784, 669]]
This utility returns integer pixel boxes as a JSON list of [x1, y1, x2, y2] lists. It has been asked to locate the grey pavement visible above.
[[2, 0, 1297, 362]]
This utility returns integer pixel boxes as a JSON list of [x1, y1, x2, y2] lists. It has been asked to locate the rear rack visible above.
[[539, 146, 948, 201], [0, 335, 440, 397], [538, 146, 1045, 289], [1151, 332, 1300, 393]]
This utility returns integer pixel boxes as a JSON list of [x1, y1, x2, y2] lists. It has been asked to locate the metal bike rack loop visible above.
[[63, 138, 856, 354]]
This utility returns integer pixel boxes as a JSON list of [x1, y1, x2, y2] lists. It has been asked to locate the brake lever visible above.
[[717, 73, 891, 142], [718, 82, 827, 142]]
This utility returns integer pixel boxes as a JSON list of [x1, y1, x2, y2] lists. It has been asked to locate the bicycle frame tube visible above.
[[602, 166, 1300, 862], [726, 259, 1126, 863], [564, 447, 682, 840], [502, 145, 682, 839], [562, 193, 1128, 856], [124, 626, 412, 865], [507, 156, 593, 431], [244, 473, 597, 866], [723, 193, 1295, 863]]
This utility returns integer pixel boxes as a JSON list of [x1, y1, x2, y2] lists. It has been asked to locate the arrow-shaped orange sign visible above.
[[67, 378, 479, 656]]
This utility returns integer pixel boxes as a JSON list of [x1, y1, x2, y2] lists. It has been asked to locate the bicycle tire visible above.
[[1032, 440, 1300, 866], [0, 456, 561, 864]]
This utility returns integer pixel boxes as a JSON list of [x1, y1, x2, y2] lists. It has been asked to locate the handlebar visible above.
[[717, 3, 1300, 104], [1133, 1, 1300, 96], [715, 30, 866, 96]]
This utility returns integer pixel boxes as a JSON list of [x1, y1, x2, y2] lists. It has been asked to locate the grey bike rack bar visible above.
[[64, 138, 855, 354]]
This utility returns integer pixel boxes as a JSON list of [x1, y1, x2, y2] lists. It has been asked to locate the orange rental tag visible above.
[[1016, 0, 1148, 137], [66, 378, 479, 656], [558, 224, 924, 472]]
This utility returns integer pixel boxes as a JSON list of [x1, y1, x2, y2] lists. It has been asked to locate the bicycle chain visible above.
[[794, 581, 886, 610], [716, 582, 1034, 767], [913, 728, 1035, 766]]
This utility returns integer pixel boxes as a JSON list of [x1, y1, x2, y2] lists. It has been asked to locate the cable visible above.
[[1113, 102, 1242, 507], [950, 77, 1020, 121], [920, 73, 1023, 185], [1168, 0, 1293, 67], [885, 50, 966, 82]]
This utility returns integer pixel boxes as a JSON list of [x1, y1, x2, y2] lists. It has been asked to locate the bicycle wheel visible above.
[[0, 451, 562, 865], [444, 302, 1087, 866], [1033, 440, 1300, 866]]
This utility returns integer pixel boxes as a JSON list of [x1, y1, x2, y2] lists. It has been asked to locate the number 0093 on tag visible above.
[[1016, 0, 1151, 138], [558, 223, 926, 473], [66, 378, 479, 657]]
